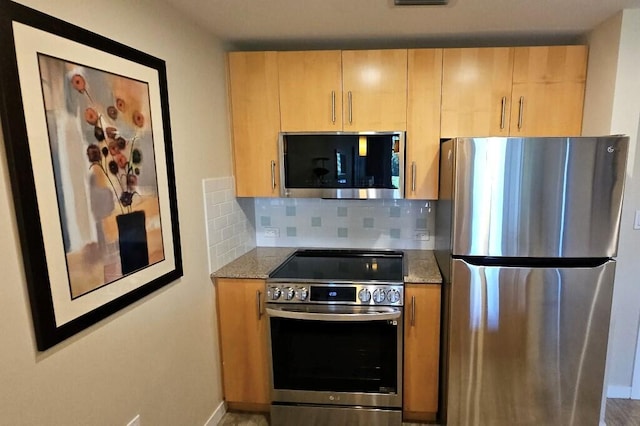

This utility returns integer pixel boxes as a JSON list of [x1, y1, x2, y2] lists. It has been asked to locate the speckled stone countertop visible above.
[[211, 247, 296, 279], [402, 249, 442, 284], [211, 247, 442, 284]]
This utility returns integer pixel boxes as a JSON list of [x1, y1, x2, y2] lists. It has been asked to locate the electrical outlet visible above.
[[264, 227, 280, 238], [635, 210, 640, 230], [414, 231, 430, 241], [126, 415, 140, 426]]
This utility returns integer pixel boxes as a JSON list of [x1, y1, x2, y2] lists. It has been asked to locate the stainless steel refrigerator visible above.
[[435, 136, 628, 426]]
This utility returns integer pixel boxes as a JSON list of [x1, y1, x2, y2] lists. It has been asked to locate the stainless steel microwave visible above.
[[279, 132, 405, 199]]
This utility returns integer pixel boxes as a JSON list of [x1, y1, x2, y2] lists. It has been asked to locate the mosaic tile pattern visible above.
[[254, 198, 435, 250], [203, 176, 256, 272]]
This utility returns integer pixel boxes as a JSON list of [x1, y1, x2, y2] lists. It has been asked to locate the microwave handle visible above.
[[266, 306, 401, 322]]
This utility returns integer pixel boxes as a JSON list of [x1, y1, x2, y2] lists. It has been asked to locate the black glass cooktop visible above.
[[268, 249, 404, 282]]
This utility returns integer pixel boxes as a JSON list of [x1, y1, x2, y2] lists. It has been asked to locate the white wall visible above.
[[584, 8, 640, 399], [582, 13, 622, 137], [0, 0, 231, 424]]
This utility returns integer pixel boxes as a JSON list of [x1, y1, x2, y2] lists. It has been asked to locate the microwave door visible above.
[[280, 132, 405, 199]]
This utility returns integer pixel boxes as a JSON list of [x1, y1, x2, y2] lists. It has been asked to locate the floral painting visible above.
[[1, 1, 181, 350], [38, 54, 165, 299]]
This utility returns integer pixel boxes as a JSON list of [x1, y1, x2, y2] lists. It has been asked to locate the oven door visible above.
[[266, 304, 403, 408]]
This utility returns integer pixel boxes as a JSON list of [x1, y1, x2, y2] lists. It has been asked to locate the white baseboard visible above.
[[204, 401, 226, 426], [607, 385, 632, 399]]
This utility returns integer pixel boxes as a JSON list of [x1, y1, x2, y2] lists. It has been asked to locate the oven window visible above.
[[270, 317, 398, 393]]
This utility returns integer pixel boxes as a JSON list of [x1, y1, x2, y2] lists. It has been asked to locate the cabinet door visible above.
[[342, 49, 408, 131], [406, 49, 442, 200], [510, 45, 587, 136], [404, 284, 441, 421], [441, 47, 514, 138], [216, 278, 270, 407], [228, 52, 280, 197], [278, 50, 343, 131]]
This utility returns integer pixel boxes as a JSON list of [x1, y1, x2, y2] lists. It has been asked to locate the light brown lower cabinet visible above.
[[403, 284, 442, 421], [215, 278, 270, 411]]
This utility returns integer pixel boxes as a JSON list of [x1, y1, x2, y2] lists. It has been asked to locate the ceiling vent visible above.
[[394, 0, 448, 5]]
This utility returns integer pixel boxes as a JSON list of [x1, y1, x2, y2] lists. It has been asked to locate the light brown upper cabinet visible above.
[[342, 49, 408, 131], [227, 51, 281, 197], [278, 50, 343, 131], [406, 49, 443, 200], [509, 45, 588, 136], [441, 45, 587, 138], [441, 47, 515, 138], [278, 49, 408, 132]]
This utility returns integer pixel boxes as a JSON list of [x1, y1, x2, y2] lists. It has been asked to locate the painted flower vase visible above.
[[116, 210, 149, 275]]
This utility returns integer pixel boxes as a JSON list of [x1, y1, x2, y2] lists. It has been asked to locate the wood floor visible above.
[[607, 398, 640, 426], [218, 399, 640, 425]]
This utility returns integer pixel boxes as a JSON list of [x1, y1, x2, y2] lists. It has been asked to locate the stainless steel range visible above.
[[266, 249, 404, 426]]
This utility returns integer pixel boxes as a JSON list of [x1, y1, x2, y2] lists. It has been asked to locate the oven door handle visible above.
[[265, 306, 401, 322]]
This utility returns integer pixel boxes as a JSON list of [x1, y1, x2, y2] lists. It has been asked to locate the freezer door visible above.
[[447, 258, 615, 426], [450, 136, 628, 258]]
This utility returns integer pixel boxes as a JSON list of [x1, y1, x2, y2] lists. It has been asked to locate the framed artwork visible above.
[[0, 1, 183, 350]]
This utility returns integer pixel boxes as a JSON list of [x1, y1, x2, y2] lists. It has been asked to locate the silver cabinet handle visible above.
[[518, 96, 524, 130], [411, 161, 417, 193], [331, 90, 336, 124], [256, 290, 262, 320], [348, 91, 353, 124], [410, 296, 416, 326], [500, 96, 506, 130], [270, 160, 276, 191]]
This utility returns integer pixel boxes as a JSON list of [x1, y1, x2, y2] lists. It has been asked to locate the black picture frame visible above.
[[0, 1, 183, 350]]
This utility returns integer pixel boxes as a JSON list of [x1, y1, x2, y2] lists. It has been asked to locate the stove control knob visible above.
[[373, 288, 386, 304], [283, 287, 295, 301], [296, 287, 308, 301], [268, 286, 281, 301], [358, 288, 372, 303], [387, 289, 400, 304]]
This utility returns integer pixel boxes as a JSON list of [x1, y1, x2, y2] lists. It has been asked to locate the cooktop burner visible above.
[[268, 249, 404, 283]]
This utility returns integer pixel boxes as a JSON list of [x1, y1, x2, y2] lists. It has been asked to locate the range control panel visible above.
[[266, 283, 404, 306]]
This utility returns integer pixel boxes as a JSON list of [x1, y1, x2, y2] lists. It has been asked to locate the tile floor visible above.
[[218, 412, 432, 426], [217, 399, 640, 425], [218, 413, 426, 426], [218, 412, 268, 426]]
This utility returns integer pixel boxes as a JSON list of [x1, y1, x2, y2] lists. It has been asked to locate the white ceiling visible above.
[[163, 0, 640, 49]]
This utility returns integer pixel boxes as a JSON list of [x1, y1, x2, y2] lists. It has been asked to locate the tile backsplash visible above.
[[203, 179, 436, 271], [254, 198, 435, 250], [202, 176, 256, 273]]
